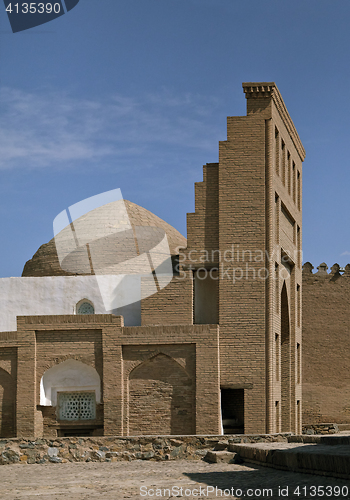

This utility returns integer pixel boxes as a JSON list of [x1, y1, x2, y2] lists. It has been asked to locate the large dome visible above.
[[22, 200, 186, 277]]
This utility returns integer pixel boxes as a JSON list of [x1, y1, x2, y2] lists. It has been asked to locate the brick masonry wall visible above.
[[141, 275, 193, 326], [16, 315, 120, 438], [270, 94, 303, 436], [2, 316, 220, 438], [186, 163, 219, 260], [218, 113, 268, 434], [34, 327, 104, 438], [121, 325, 220, 436], [35, 329, 103, 387], [217, 84, 304, 434], [123, 344, 196, 435], [302, 263, 350, 424]]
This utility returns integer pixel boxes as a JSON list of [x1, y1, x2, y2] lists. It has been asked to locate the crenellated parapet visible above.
[[302, 261, 350, 281], [302, 262, 350, 425]]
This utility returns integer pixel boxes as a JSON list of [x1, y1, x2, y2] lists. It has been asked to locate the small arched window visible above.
[[76, 300, 95, 315]]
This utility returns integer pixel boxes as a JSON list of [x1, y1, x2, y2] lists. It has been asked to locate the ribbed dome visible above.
[[22, 200, 186, 277]]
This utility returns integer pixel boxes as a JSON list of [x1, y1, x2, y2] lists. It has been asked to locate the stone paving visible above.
[[0, 458, 349, 500]]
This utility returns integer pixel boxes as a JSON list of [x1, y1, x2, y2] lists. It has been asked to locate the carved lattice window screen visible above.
[[58, 392, 96, 421]]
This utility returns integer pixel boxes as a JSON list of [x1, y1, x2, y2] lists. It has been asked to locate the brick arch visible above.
[[128, 353, 195, 436], [125, 350, 188, 379], [125, 349, 163, 379], [0, 368, 16, 437], [40, 359, 101, 406], [40, 355, 95, 375]]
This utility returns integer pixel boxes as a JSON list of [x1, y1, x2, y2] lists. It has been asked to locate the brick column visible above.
[[102, 318, 123, 436], [16, 318, 37, 438], [195, 325, 221, 434]]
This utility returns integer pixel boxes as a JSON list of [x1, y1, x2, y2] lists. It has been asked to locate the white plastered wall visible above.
[[0, 275, 141, 331]]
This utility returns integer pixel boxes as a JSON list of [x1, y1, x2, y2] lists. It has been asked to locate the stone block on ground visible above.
[[213, 440, 229, 451], [204, 450, 238, 464]]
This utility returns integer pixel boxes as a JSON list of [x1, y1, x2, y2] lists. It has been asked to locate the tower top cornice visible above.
[[242, 82, 306, 161]]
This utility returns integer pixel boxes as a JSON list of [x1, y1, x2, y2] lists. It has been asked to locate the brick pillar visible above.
[[195, 325, 221, 434], [102, 319, 123, 436], [16, 319, 37, 438]]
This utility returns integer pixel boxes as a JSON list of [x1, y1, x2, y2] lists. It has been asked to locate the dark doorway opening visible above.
[[221, 389, 244, 434]]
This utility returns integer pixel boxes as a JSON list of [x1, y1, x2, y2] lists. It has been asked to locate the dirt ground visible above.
[[0, 459, 349, 500]]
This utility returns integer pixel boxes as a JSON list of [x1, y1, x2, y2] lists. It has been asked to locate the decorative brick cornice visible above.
[[20, 314, 119, 326], [243, 82, 276, 98], [0, 332, 17, 341], [242, 82, 306, 161]]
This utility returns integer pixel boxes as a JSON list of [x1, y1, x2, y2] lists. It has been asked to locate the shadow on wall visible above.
[[0, 368, 16, 437]]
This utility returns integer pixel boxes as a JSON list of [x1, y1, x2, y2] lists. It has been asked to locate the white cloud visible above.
[[341, 251, 350, 256], [0, 87, 223, 171]]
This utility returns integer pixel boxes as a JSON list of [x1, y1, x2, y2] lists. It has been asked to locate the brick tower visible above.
[[186, 82, 305, 434]]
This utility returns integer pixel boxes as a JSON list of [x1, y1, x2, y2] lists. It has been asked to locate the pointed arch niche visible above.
[[128, 353, 195, 436], [40, 359, 101, 406]]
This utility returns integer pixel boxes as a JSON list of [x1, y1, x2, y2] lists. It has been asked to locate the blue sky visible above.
[[1, 0, 350, 278]]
